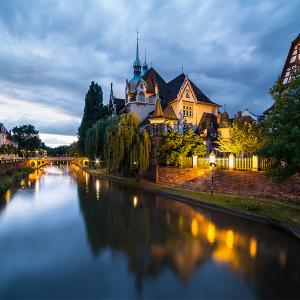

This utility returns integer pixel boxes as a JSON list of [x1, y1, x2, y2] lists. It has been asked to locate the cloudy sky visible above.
[[0, 0, 299, 146]]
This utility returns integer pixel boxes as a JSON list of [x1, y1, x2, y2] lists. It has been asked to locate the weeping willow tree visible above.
[[85, 117, 117, 159], [104, 113, 151, 175]]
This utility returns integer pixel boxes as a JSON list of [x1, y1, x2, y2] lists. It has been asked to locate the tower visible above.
[[133, 29, 141, 78], [281, 33, 300, 84], [143, 50, 148, 74]]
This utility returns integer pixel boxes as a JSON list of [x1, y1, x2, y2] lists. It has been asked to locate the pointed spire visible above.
[[153, 98, 164, 117], [136, 28, 139, 61], [133, 28, 141, 77], [143, 50, 148, 74]]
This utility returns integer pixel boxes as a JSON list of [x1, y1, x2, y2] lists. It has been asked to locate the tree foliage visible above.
[[158, 129, 206, 166], [12, 124, 44, 151], [85, 113, 151, 175], [0, 144, 18, 155], [217, 113, 265, 157], [78, 81, 111, 155], [258, 71, 300, 181]]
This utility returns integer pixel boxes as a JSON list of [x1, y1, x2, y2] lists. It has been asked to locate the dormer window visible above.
[[186, 91, 190, 98], [138, 92, 145, 102]]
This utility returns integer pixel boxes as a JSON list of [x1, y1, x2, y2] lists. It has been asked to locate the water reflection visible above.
[[74, 166, 300, 298], [0, 166, 299, 299]]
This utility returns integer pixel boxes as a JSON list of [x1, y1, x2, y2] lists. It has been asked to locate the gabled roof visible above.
[[163, 73, 218, 106], [152, 98, 164, 118], [164, 73, 185, 103], [189, 79, 215, 104], [142, 67, 166, 98], [292, 33, 300, 43]]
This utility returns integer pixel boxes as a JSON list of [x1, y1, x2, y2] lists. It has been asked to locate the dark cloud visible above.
[[0, 0, 299, 145]]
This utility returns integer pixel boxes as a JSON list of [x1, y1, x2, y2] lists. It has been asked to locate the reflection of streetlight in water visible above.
[[5, 190, 11, 203], [95, 179, 100, 200]]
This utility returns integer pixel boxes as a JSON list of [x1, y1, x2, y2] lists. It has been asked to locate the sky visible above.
[[0, 0, 299, 147]]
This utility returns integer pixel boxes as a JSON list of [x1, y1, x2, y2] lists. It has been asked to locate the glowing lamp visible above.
[[209, 151, 216, 165], [229, 153, 234, 169]]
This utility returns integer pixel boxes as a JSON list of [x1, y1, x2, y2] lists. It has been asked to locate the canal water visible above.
[[0, 165, 299, 299]]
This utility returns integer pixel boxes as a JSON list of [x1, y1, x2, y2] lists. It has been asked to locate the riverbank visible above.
[[0, 168, 33, 196], [82, 167, 300, 238]]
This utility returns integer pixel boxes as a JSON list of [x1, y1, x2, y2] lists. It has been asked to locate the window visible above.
[[185, 90, 190, 98], [138, 92, 145, 102], [183, 105, 193, 117]]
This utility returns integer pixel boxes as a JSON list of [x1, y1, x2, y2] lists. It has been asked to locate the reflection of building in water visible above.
[[74, 167, 300, 296]]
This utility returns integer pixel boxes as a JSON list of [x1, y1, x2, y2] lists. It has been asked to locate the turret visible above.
[[133, 29, 141, 77], [143, 50, 148, 74]]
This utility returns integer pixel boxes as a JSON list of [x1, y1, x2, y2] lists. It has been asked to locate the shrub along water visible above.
[[0, 168, 33, 196]]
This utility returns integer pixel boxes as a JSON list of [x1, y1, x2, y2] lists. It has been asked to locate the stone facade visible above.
[[157, 167, 300, 201]]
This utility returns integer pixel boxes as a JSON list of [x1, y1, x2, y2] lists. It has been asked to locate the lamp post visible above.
[[209, 151, 216, 197], [133, 161, 139, 181], [95, 159, 100, 171]]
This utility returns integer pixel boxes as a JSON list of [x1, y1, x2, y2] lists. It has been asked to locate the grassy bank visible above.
[[0, 168, 33, 196], [85, 168, 300, 230]]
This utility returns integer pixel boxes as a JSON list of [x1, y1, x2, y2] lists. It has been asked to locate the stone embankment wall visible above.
[[157, 167, 300, 201], [0, 161, 27, 176]]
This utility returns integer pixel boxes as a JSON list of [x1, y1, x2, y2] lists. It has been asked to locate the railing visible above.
[[168, 156, 271, 172], [235, 157, 253, 171], [0, 158, 26, 164]]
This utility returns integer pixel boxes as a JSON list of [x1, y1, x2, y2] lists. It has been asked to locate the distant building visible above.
[[109, 34, 224, 152], [0, 123, 18, 148], [263, 32, 300, 115]]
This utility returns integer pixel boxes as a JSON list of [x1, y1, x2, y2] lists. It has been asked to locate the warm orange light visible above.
[[191, 218, 198, 236], [213, 246, 233, 264], [226, 230, 234, 249], [249, 238, 257, 258], [133, 196, 138, 208], [178, 216, 184, 229], [5, 189, 11, 203], [207, 223, 216, 244]]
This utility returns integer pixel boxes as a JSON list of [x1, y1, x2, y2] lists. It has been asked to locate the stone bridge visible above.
[[27, 157, 89, 169]]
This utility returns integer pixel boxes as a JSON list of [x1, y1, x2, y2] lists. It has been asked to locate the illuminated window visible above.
[[138, 92, 145, 102], [183, 105, 193, 117]]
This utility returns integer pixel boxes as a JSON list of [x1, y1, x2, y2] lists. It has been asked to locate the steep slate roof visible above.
[[164, 73, 185, 103], [163, 104, 177, 119], [189, 79, 216, 104], [162, 73, 218, 106], [152, 98, 164, 118], [142, 67, 166, 99], [292, 32, 300, 43]]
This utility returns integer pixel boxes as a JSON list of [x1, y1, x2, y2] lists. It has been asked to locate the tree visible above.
[[85, 117, 117, 160], [258, 71, 300, 181], [78, 81, 111, 155], [104, 114, 151, 175], [158, 129, 206, 166], [12, 124, 44, 151], [217, 113, 265, 157]]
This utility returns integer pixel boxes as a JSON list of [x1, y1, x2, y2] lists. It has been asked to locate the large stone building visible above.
[[109, 34, 224, 151], [0, 123, 18, 148]]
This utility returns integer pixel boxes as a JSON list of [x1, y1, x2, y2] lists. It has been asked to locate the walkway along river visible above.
[[0, 165, 299, 299]]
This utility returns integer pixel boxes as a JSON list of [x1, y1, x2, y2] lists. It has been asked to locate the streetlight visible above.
[[133, 161, 139, 181], [209, 151, 216, 197]]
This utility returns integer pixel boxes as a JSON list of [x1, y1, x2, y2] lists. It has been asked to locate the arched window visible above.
[[186, 90, 190, 98], [138, 92, 145, 102]]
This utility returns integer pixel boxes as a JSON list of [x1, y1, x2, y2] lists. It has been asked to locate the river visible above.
[[0, 165, 299, 299]]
